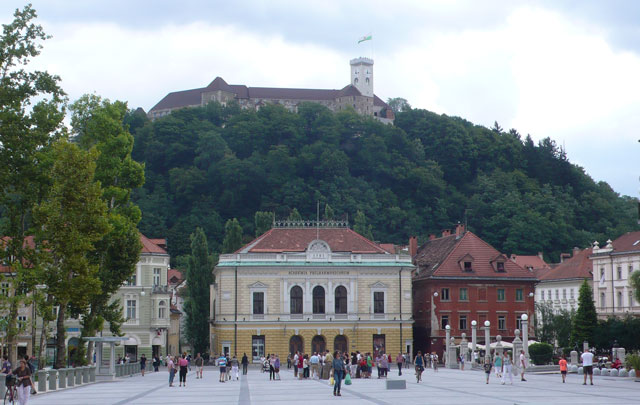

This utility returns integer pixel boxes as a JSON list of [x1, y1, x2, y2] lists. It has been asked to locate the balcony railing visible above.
[[125, 318, 139, 325], [152, 285, 169, 294], [211, 312, 410, 322]]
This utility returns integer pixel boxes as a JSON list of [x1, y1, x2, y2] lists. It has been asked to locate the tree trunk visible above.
[[37, 320, 48, 370], [7, 300, 18, 366], [55, 302, 67, 369]]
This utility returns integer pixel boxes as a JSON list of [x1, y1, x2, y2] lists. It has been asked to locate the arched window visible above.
[[365, 77, 370, 84], [312, 286, 325, 314], [312, 335, 326, 353], [158, 300, 167, 319], [289, 335, 304, 356], [334, 335, 348, 353], [290, 286, 303, 314], [354, 78, 359, 84], [335, 286, 347, 314]]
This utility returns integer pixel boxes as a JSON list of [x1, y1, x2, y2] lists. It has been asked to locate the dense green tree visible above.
[[288, 208, 302, 222], [184, 228, 215, 354], [222, 218, 243, 253], [0, 4, 66, 364], [34, 141, 110, 368], [387, 97, 411, 114], [353, 210, 374, 240], [69, 94, 145, 364], [323, 204, 335, 221], [631, 270, 640, 304], [571, 280, 598, 347], [254, 211, 273, 237]]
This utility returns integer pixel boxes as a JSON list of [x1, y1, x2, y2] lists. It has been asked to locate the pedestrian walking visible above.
[[168, 356, 176, 387], [581, 348, 594, 386], [396, 353, 403, 376], [559, 355, 568, 383], [153, 355, 160, 372], [274, 355, 280, 380], [350, 352, 358, 377], [178, 353, 188, 387], [460, 354, 465, 371], [140, 354, 147, 377], [484, 355, 492, 384], [310, 352, 320, 379], [241, 353, 249, 375], [13, 359, 32, 405], [331, 351, 346, 397], [195, 353, 204, 379], [432, 352, 438, 372], [23, 355, 37, 395], [519, 350, 527, 381], [297, 353, 304, 380], [494, 352, 502, 379], [218, 354, 228, 383], [414, 351, 425, 383], [231, 355, 240, 380], [501, 353, 513, 385]]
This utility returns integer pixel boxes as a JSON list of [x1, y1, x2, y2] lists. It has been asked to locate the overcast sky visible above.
[[3, 0, 639, 197]]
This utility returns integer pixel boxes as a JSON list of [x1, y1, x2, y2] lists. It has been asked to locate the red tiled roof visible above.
[[239, 227, 388, 254], [168, 268, 184, 286], [414, 232, 534, 279], [539, 248, 592, 281], [140, 234, 167, 254], [0, 236, 36, 273], [611, 231, 640, 253], [511, 255, 549, 271]]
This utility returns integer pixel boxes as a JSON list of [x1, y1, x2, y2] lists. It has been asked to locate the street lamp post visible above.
[[484, 320, 491, 360], [445, 324, 451, 367], [471, 320, 477, 362], [521, 314, 529, 362]]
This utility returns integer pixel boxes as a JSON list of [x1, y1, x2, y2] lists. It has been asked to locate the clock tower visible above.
[[350, 57, 374, 97]]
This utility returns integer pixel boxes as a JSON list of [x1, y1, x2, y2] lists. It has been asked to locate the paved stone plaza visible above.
[[29, 366, 640, 405]]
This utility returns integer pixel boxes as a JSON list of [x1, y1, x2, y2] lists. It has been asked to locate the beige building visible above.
[[210, 221, 414, 362]]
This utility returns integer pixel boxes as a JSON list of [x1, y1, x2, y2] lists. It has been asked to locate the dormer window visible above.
[[496, 262, 505, 272], [458, 254, 474, 272], [463, 262, 473, 272], [491, 254, 507, 272]]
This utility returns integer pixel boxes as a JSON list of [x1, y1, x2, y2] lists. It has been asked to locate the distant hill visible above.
[[126, 102, 638, 263]]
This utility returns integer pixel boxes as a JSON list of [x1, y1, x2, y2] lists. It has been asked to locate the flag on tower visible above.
[[358, 34, 372, 44]]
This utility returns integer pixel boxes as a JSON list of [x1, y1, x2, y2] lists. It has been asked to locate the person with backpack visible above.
[[414, 351, 425, 383]]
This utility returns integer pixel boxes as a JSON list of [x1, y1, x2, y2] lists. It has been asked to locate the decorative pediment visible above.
[[248, 281, 268, 289], [306, 239, 331, 261], [369, 281, 388, 289]]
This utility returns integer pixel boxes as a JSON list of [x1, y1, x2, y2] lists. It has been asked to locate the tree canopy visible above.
[[129, 101, 638, 263]]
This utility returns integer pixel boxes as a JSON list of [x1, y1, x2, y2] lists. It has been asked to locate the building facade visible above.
[[535, 247, 592, 314], [49, 234, 172, 364], [412, 226, 536, 357], [148, 58, 394, 124], [590, 232, 640, 319], [209, 221, 414, 362]]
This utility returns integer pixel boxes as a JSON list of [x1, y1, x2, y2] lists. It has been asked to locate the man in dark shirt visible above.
[[140, 354, 147, 376], [241, 353, 249, 375]]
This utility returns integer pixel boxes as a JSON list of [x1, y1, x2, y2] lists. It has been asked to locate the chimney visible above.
[[429, 234, 436, 241], [455, 223, 465, 237], [573, 246, 580, 255], [510, 254, 517, 262], [442, 229, 451, 237], [559, 253, 571, 263], [409, 236, 418, 258], [537, 252, 543, 260]]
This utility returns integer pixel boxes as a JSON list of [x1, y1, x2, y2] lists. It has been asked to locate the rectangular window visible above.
[[600, 268, 605, 279], [0, 282, 9, 297], [464, 261, 473, 272], [540, 290, 544, 300], [478, 288, 487, 301], [126, 299, 136, 320], [252, 336, 265, 362], [497, 288, 505, 302], [516, 317, 522, 331], [555, 289, 559, 300], [547, 290, 551, 300], [617, 291, 623, 308], [374, 291, 385, 314], [570, 289, 575, 299], [459, 315, 467, 330], [459, 288, 468, 301], [441, 288, 450, 301], [253, 292, 264, 315], [496, 262, 505, 272], [17, 315, 27, 330], [600, 292, 605, 309], [498, 315, 506, 330], [630, 291, 634, 307], [617, 267, 622, 279], [126, 274, 136, 286], [562, 289, 567, 299], [153, 268, 161, 286], [515, 289, 523, 301], [441, 315, 449, 329]]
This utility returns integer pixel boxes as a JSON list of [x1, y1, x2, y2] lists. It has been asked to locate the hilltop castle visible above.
[[148, 58, 394, 123]]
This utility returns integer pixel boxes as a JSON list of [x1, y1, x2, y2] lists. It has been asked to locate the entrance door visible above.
[[152, 345, 160, 358], [289, 335, 304, 356], [334, 335, 348, 353], [124, 345, 138, 362], [372, 334, 386, 359], [311, 335, 326, 354], [222, 342, 231, 357]]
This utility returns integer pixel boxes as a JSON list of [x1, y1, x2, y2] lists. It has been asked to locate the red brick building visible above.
[[411, 225, 536, 356]]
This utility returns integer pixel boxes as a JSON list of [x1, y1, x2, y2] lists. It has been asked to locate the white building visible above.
[[590, 231, 640, 319], [536, 247, 592, 313]]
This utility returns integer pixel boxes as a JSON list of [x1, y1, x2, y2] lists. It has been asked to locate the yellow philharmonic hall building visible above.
[[209, 221, 414, 362]]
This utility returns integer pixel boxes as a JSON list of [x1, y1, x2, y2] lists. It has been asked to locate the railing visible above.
[[1, 366, 97, 397], [219, 252, 412, 264], [125, 318, 139, 325], [213, 312, 410, 322], [152, 285, 169, 294], [151, 317, 170, 327]]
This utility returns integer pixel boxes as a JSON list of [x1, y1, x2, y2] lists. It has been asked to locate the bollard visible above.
[[75, 367, 83, 385], [130, 363, 134, 376], [89, 365, 96, 382], [37, 369, 47, 393], [48, 369, 58, 391], [0, 373, 6, 398], [82, 366, 89, 384], [67, 368, 75, 387], [115, 364, 121, 377], [58, 369, 67, 389]]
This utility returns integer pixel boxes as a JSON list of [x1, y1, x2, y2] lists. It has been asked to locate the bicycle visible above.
[[415, 365, 424, 383], [4, 375, 17, 405]]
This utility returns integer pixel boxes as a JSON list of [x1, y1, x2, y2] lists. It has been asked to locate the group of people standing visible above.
[[483, 349, 528, 385], [166, 352, 202, 387]]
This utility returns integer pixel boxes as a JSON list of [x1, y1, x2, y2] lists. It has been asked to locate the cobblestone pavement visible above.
[[28, 365, 640, 404]]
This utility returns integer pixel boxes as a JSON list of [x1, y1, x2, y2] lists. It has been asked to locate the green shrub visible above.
[[529, 342, 554, 365], [626, 354, 640, 371]]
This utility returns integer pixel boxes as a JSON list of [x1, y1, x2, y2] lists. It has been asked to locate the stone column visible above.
[[583, 341, 589, 353], [89, 366, 96, 382], [617, 348, 626, 364], [512, 329, 523, 373], [447, 336, 458, 369], [521, 314, 530, 363], [460, 333, 469, 363], [67, 368, 75, 387], [82, 366, 89, 383], [570, 350, 578, 365], [445, 325, 451, 367], [75, 367, 83, 385], [495, 335, 504, 358], [483, 321, 491, 361], [48, 369, 58, 391], [58, 369, 67, 389], [37, 369, 47, 393], [109, 342, 116, 376], [471, 321, 477, 363]]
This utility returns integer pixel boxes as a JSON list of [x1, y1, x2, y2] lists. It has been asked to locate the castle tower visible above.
[[350, 57, 373, 97]]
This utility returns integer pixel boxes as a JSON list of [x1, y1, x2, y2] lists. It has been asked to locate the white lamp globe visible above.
[[484, 320, 490, 327], [471, 320, 477, 327], [521, 314, 528, 321], [445, 324, 450, 330], [433, 292, 438, 297]]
